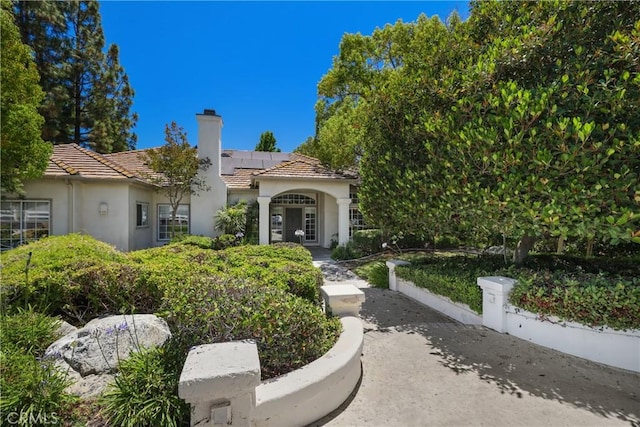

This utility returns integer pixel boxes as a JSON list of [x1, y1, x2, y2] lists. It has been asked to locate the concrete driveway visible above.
[[309, 248, 640, 427]]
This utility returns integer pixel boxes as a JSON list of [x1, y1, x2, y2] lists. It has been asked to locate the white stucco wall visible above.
[[323, 193, 339, 248], [76, 181, 131, 251], [191, 112, 228, 238], [19, 179, 133, 251], [257, 180, 351, 248], [228, 190, 258, 206], [128, 185, 155, 251], [20, 179, 71, 237]]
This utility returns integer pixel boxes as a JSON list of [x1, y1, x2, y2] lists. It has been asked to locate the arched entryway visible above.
[[269, 193, 317, 244]]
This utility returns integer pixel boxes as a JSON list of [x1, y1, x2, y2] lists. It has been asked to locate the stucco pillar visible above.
[[179, 341, 261, 427], [477, 276, 516, 333], [336, 198, 351, 245], [386, 260, 410, 291], [258, 196, 271, 245]]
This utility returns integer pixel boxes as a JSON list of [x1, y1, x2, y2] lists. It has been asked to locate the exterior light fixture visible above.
[[99, 202, 108, 215]]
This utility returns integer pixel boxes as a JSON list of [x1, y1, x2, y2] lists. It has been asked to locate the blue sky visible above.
[[100, 1, 469, 152]]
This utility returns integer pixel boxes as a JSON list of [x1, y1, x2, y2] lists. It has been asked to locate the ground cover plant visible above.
[[0, 234, 340, 426], [0, 307, 78, 426], [391, 252, 639, 330]]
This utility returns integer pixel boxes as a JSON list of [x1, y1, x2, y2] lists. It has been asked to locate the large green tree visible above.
[[316, 1, 640, 261], [14, 0, 137, 153], [255, 131, 280, 152], [141, 122, 211, 238], [1, 1, 51, 194]]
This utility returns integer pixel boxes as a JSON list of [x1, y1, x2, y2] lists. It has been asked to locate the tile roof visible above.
[[251, 157, 358, 181], [43, 144, 357, 189], [221, 168, 256, 189], [103, 149, 164, 182], [44, 144, 138, 180]]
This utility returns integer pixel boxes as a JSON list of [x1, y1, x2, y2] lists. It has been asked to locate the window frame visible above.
[[157, 204, 190, 241], [1, 199, 51, 250], [136, 202, 149, 228]]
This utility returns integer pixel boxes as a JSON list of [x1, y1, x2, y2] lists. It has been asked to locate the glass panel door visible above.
[[270, 207, 283, 242]]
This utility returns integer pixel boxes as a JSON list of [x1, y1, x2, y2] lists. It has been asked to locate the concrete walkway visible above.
[[308, 248, 640, 427]]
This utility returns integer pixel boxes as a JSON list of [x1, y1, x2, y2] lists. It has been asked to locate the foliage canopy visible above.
[[141, 122, 211, 238], [313, 1, 640, 262], [0, 1, 51, 194]]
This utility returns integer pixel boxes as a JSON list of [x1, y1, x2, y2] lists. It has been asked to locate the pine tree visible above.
[[92, 44, 138, 152], [255, 131, 280, 152], [14, 0, 137, 153], [14, 0, 70, 143]]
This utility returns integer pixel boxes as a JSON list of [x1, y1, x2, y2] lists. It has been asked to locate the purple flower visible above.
[[105, 326, 115, 336], [117, 322, 129, 332]]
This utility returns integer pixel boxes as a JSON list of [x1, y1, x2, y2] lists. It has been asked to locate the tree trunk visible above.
[[513, 235, 536, 265], [556, 236, 565, 254]]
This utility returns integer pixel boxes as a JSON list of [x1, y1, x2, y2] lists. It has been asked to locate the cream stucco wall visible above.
[[75, 181, 131, 251], [322, 193, 339, 248], [21, 179, 71, 237], [19, 178, 142, 251], [228, 190, 258, 206], [191, 112, 227, 238], [128, 185, 155, 251], [256, 180, 352, 248]]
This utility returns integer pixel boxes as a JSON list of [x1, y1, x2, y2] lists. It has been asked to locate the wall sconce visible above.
[[99, 202, 108, 215]]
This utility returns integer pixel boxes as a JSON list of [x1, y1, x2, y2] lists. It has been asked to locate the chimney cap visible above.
[[200, 109, 219, 116]]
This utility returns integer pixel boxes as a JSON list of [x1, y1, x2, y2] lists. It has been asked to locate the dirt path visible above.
[[310, 250, 640, 427]]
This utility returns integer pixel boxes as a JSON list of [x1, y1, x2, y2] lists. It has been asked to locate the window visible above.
[[158, 204, 189, 241], [1, 200, 51, 250], [349, 208, 365, 238], [271, 194, 316, 205], [349, 186, 359, 204], [304, 207, 316, 242], [271, 207, 283, 242], [136, 202, 149, 227]]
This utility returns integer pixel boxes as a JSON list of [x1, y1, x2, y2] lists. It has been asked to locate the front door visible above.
[[285, 208, 302, 242]]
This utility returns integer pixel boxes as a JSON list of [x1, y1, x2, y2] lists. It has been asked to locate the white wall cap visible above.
[[477, 276, 516, 292], [386, 260, 410, 268], [179, 340, 261, 403], [321, 284, 365, 303]]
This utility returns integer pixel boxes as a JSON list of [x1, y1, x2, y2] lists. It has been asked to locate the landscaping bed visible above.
[[0, 234, 340, 426], [353, 251, 640, 331]]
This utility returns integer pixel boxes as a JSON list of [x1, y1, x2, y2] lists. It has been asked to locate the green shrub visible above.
[[352, 229, 384, 255], [355, 261, 389, 288], [223, 248, 322, 303], [100, 337, 189, 427], [434, 235, 461, 249], [331, 241, 362, 260], [0, 235, 158, 324], [398, 252, 639, 330], [212, 233, 240, 250], [509, 270, 640, 331], [169, 234, 214, 249], [0, 307, 61, 355], [395, 255, 503, 314], [215, 201, 248, 235], [0, 308, 78, 426], [162, 276, 341, 379]]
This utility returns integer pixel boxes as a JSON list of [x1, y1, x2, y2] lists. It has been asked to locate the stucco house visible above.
[[1, 109, 363, 251]]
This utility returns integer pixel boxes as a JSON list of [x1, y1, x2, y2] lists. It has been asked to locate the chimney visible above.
[[196, 108, 223, 177]]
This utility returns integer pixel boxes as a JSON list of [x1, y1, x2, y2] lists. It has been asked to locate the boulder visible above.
[[56, 319, 78, 337], [45, 314, 171, 397]]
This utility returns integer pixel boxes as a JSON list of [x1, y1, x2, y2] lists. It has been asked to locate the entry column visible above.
[[257, 196, 271, 245], [336, 198, 351, 245]]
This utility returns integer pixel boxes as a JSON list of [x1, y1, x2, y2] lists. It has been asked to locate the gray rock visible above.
[[46, 314, 171, 378], [55, 320, 78, 337], [54, 359, 115, 399]]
